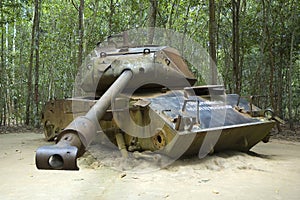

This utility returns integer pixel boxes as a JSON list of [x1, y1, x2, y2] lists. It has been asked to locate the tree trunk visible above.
[[12, 6, 17, 125], [167, 0, 178, 29], [5, 22, 10, 126], [0, 0, 4, 126], [277, 14, 285, 121], [288, 30, 295, 130], [25, 0, 39, 125], [34, 0, 40, 128], [232, 0, 241, 94], [148, 0, 157, 44], [209, 0, 217, 84], [77, 0, 84, 69], [180, 3, 190, 52], [287, 0, 296, 130], [263, 1, 275, 117], [108, 0, 114, 35]]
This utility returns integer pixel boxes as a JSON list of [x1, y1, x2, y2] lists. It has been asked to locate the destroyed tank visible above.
[[36, 35, 277, 170]]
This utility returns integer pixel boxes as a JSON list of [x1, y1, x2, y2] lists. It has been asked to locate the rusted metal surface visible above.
[[41, 99, 97, 141], [36, 43, 276, 170], [36, 134, 80, 170], [36, 70, 133, 170]]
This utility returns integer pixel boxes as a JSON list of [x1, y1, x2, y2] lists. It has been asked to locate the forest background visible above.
[[0, 0, 299, 132]]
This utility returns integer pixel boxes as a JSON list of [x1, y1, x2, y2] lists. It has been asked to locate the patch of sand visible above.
[[0, 133, 299, 200]]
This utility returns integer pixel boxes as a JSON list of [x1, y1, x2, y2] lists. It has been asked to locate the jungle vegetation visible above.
[[0, 0, 299, 131]]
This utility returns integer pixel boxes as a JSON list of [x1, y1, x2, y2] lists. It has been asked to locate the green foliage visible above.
[[0, 0, 299, 126]]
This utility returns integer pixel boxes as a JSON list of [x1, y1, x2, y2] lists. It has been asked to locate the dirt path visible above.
[[0, 132, 299, 200]]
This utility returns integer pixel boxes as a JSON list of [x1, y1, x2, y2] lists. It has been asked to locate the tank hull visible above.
[[41, 89, 275, 159]]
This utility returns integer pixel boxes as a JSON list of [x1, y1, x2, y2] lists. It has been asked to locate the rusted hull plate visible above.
[[180, 121, 275, 157]]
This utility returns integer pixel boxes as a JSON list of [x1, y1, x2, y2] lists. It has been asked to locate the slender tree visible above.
[[288, 0, 296, 129], [34, 0, 40, 127], [78, 0, 84, 69], [108, 0, 115, 35], [209, 0, 217, 84], [148, 0, 157, 44], [25, 0, 39, 125], [167, 0, 178, 29], [0, 0, 4, 125], [231, 0, 241, 94]]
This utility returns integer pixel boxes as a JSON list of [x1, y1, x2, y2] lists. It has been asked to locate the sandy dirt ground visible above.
[[0, 132, 300, 200]]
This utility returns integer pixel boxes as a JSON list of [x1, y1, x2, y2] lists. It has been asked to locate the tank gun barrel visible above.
[[35, 70, 133, 170]]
